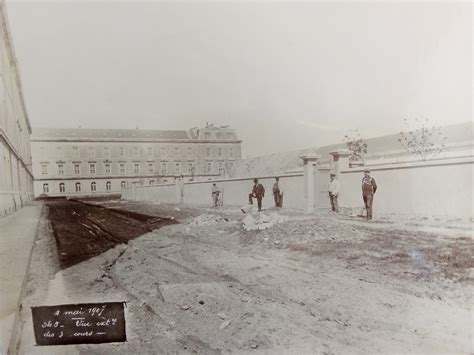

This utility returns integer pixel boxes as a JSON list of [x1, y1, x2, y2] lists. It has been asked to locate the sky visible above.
[[5, 0, 472, 158]]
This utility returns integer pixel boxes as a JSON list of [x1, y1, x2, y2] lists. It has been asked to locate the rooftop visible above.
[[31, 127, 239, 141]]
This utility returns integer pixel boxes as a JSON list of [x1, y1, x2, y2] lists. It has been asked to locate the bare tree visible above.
[[343, 129, 368, 164], [398, 117, 447, 161]]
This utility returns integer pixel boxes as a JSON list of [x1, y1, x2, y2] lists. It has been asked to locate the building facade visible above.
[[0, 1, 34, 217], [31, 124, 242, 197]]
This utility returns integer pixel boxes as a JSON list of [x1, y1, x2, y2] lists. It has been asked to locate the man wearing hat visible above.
[[272, 177, 284, 208], [248, 178, 265, 212], [362, 169, 377, 220], [328, 173, 340, 213]]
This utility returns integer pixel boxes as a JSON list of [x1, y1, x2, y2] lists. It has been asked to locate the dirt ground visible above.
[[14, 199, 473, 354], [47, 199, 176, 268]]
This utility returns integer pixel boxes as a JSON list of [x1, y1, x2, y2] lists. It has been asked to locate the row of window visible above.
[[42, 181, 126, 194], [41, 161, 234, 176], [40, 146, 234, 159], [202, 131, 234, 140]]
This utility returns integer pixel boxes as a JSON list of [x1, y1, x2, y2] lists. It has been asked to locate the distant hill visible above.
[[233, 121, 473, 177]]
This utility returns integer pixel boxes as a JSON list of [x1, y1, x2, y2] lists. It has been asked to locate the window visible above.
[[73, 146, 79, 157], [216, 132, 222, 139], [188, 147, 193, 157], [134, 163, 140, 174], [218, 162, 224, 175], [120, 163, 125, 175], [204, 132, 211, 139], [132, 147, 139, 157], [174, 147, 179, 157], [105, 163, 111, 174], [229, 148, 233, 157], [75, 182, 81, 192], [90, 164, 96, 174], [59, 183, 65, 193], [43, 183, 49, 193], [41, 164, 48, 175], [149, 180, 154, 185], [188, 162, 194, 174], [57, 147, 63, 158], [206, 162, 212, 174], [88, 147, 95, 157], [91, 182, 96, 192], [218, 148, 222, 157], [161, 147, 166, 159], [148, 163, 154, 173], [58, 164, 64, 175], [119, 147, 125, 157], [74, 164, 80, 175], [147, 147, 153, 157], [121, 181, 126, 188], [174, 162, 181, 173], [206, 148, 211, 157], [106, 181, 111, 191], [229, 162, 234, 170], [104, 147, 110, 157], [161, 162, 167, 174]]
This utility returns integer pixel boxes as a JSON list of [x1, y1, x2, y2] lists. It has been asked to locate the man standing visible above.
[[211, 183, 220, 207], [328, 173, 340, 213], [362, 169, 377, 220], [272, 177, 284, 208], [248, 178, 265, 211]]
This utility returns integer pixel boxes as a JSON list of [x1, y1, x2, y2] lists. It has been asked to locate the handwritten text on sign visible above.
[[31, 302, 126, 345]]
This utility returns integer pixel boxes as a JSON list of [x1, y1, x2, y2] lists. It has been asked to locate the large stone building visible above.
[[31, 124, 242, 197], [0, 1, 34, 217]]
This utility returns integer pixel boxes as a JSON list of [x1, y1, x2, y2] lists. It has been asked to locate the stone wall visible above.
[[123, 145, 474, 218]]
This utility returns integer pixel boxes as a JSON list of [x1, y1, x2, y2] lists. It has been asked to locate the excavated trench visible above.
[[46, 199, 177, 269]]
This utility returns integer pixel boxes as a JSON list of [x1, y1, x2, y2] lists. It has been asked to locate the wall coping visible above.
[[130, 172, 305, 189], [342, 155, 473, 173]]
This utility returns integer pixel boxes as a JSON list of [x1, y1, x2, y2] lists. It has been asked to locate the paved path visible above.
[[0, 203, 43, 355]]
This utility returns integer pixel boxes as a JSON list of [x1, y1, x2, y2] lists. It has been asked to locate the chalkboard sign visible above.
[[31, 302, 126, 345]]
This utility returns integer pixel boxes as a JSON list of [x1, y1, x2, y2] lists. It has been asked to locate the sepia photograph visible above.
[[0, 0, 472, 354]]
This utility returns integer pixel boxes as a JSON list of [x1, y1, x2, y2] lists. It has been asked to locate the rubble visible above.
[[242, 212, 290, 231], [189, 214, 229, 226], [240, 205, 257, 214]]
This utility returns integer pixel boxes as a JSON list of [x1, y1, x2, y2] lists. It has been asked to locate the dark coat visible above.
[[252, 183, 265, 198], [362, 177, 377, 196]]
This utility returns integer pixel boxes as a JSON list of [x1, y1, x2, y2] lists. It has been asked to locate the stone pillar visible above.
[[300, 154, 321, 212], [329, 149, 352, 178]]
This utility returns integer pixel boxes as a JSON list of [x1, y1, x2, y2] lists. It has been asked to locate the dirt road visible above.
[[14, 199, 473, 354]]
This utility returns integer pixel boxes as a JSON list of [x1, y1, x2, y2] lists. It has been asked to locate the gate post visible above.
[[329, 149, 352, 179], [300, 154, 321, 212]]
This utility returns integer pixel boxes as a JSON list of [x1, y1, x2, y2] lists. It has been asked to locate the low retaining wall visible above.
[[123, 174, 306, 210]]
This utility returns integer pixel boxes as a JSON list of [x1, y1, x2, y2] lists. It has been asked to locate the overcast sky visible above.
[[5, 0, 472, 157]]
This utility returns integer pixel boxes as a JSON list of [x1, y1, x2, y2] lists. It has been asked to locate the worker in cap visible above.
[[248, 178, 265, 211], [328, 173, 340, 213], [362, 169, 377, 220]]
